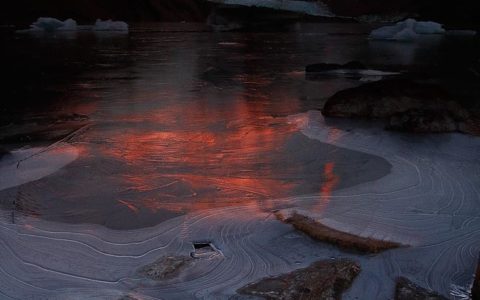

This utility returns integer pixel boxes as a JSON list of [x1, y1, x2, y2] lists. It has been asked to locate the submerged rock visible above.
[[237, 259, 360, 300], [395, 277, 447, 300], [306, 61, 367, 73], [305, 61, 399, 81], [388, 109, 458, 133], [138, 256, 193, 281], [276, 211, 404, 254], [322, 79, 471, 133]]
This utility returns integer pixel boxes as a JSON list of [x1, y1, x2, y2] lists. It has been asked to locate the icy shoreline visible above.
[[0, 111, 478, 299]]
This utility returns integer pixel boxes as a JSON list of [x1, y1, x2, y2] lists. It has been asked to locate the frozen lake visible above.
[[0, 23, 479, 299]]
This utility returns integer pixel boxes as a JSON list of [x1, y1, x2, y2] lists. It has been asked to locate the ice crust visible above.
[[370, 18, 446, 41], [0, 112, 479, 299]]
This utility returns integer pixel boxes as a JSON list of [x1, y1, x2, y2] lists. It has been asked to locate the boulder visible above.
[[395, 277, 447, 300], [323, 79, 471, 133], [138, 255, 193, 281], [0, 148, 10, 160], [473, 255, 480, 300], [388, 109, 458, 133], [276, 211, 404, 254], [237, 259, 360, 300]]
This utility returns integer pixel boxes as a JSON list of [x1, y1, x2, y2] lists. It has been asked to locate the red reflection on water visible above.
[[319, 162, 340, 203], [118, 200, 139, 214], [101, 91, 308, 215], [315, 127, 342, 213]]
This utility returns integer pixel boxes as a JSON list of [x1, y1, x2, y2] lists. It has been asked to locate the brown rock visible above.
[[0, 148, 10, 159], [388, 109, 458, 133], [276, 212, 404, 254], [138, 255, 193, 281], [395, 277, 447, 300], [323, 79, 471, 133], [237, 259, 360, 300]]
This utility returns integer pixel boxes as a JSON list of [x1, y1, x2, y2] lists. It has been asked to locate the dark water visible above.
[[1, 23, 479, 229]]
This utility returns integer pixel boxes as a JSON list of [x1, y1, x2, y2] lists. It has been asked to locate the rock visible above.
[[207, 4, 341, 32], [306, 61, 367, 73], [320, 0, 480, 28], [0, 148, 10, 159], [395, 277, 447, 300], [459, 117, 480, 136], [237, 259, 360, 300], [388, 109, 458, 133], [323, 79, 471, 133], [276, 211, 404, 254], [473, 255, 480, 300], [138, 255, 193, 281]]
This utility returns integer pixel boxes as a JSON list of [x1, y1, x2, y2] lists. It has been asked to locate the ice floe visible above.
[[28, 17, 78, 32], [93, 19, 129, 32], [18, 17, 129, 33], [370, 18, 446, 41], [0, 144, 79, 191]]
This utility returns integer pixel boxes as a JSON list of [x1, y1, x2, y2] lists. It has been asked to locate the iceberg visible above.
[[93, 19, 129, 32], [28, 17, 78, 32], [370, 18, 446, 41], [19, 18, 129, 34]]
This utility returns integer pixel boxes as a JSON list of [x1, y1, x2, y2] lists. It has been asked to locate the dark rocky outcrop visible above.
[[2, 0, 480, 28], [395, 277, 447, 300], [207, 4, 349, 32], [276, 211, 404, 254], [306, 61, 366, 73], [237, 259, 360, 300], [321, 0, 480, 28], [388, 109, 458, 133], [138, 256, 193, 281], [323, 79, 472, 134], [0, 148, 10, 160], [0, 0, 214, 26], [473, 255, 480, 300]]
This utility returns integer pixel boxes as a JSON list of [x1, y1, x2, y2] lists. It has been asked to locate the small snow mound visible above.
[[370, 18, 445, 41], [30, 17, 78, 32], [94, 19, 129, 31]]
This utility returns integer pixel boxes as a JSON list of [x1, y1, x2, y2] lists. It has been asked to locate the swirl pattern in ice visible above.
[[0, 111, 479, 299]]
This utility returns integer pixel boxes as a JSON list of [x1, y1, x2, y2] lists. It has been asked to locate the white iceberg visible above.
[[28, 17, 78, 32], [18, 18, 129, 34], [93, 19, 129, 32], [370, 18, 446, 41]]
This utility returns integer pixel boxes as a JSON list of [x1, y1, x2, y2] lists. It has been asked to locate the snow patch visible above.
[[370, 18, 445, 41]]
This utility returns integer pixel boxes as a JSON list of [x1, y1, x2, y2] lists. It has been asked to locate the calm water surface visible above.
[[1, 23, 478, 229]]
